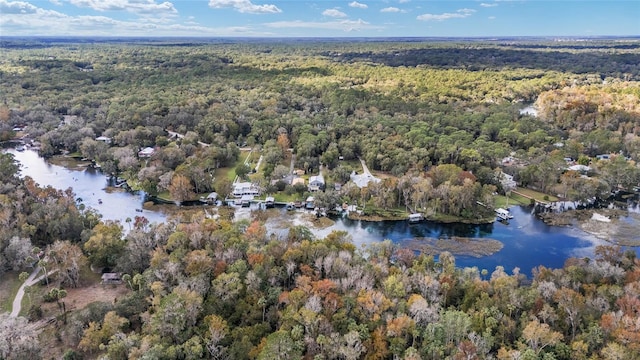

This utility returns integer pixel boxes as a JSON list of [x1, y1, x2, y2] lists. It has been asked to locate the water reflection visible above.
[[7, 149, 167, 226], [267, 204, 637, 277], [6, 148, 639, 278]]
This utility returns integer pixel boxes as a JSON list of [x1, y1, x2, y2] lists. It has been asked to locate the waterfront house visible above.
[[232, 182, 261, 197], [308, 174, 325, 192], [498, 170, 517, 190]]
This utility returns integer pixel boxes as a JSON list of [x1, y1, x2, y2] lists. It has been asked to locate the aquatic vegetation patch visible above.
[[399, 236, 504, 258]]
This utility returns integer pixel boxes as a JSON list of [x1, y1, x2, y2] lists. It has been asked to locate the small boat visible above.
[[408, 213, 424, 223], [240, 195, 252, 207], [15, 145, 25, 152], [305, 196, 315, 210], [265, 196, 275, 208], [495, 208, 513, 221]]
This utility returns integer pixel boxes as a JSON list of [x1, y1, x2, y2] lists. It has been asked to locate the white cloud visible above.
[[417, 8, 475, 21], [208, 0, 281, 14], [0, 1, 73, 34], [398, 0, 410, 3], [380, 7, 400, 13], [322, 8, 347, 18], [0, 0, 40, 14], [69, 0, 177, 15], [265, 18, 381, 32], [488, 16, 496, 20], [480, 3, 498, 7], [50, 0, 62, 5], [348, 1, 367, 9], [0, 0, 276, 36]]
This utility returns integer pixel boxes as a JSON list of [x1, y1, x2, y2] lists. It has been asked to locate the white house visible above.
[[350, 171, 381, 189], [232, 182, 261, 197], [498, 170, 517, 190], [95, 136, 112, 144], [568, 164, 592, 173], [138, 147, 156, 158], [308, 174, 325, 192]]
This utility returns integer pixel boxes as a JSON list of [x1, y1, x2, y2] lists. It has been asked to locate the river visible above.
[[7, 148, 639, 277], [258, 206, 617, 277], [7, 149, 167, 226]]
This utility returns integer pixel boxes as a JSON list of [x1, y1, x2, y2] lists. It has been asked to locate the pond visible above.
[[7, 148, 639, 278]]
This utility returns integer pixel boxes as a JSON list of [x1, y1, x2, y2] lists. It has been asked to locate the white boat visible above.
[[408, 213, 424, 223], [265, 196, 275, 208], [495, 208, 513, 221]]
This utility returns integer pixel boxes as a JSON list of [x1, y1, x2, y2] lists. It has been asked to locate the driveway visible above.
[[10, 266, 44, 317]]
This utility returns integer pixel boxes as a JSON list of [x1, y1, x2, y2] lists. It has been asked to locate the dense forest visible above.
[[1, 38, 640, 359], [1, 39, 639, 212]]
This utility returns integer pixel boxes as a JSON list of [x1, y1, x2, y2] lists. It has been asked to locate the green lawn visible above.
[[340, 159, 361, 169], [154, 191, 172, 202], [272, 193, 304, 203], [0, 271, 22, 313], [514, 187, 559, 202], [226, 150, 252, 182], [494, 194, 532, 208]]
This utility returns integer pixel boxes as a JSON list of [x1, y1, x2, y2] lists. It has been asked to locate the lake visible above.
[[7, 148, 638, 278]]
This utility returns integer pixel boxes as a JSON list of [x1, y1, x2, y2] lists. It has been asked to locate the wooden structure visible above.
[[101, 273, 122, 285]]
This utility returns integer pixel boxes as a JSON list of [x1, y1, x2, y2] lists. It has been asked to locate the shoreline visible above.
[[539, 208, 640, 247], [347, 211, 496, 225]]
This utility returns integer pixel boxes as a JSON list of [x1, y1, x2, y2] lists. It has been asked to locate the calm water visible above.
[[265, 206, 614, 277], [7, 148, 639, 277], [7, 149, 167, 226]]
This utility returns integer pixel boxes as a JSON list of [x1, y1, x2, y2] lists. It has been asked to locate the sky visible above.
[[1, 0, 639, 38]]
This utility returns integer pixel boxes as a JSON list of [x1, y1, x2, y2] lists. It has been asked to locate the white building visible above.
[[138, 147, 156, 158], [498, 170, 517, 190], [568, 164, 592, 173], [350, 171, 381, 189], [95, 136, 112, 144], [308, 174, 325, 192], [232, 182, 261, 197]]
